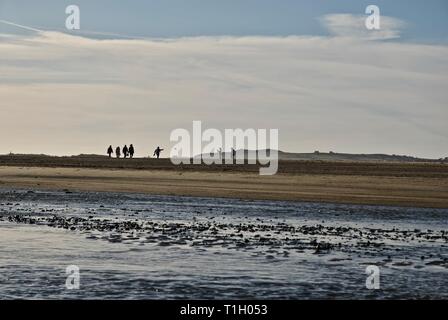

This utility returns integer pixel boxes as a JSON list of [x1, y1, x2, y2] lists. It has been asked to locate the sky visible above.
[[0, 0, 447, 158]]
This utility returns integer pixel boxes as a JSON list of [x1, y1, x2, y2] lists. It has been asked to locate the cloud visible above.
[[321, 14, 406, 40], [0, 29, 447, 158]]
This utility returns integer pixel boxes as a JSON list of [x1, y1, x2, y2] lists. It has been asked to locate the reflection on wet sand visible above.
[[0, 188, 447, 299]]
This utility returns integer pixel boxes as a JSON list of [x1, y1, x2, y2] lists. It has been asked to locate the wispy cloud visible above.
[[0, 25, 447, 158], [321, 14, 406, 40]]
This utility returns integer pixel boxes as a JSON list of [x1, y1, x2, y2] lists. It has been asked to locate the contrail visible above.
[[0, 19, 145, 39], [0, 19, 156, 41], [0, 19, 42, 32]]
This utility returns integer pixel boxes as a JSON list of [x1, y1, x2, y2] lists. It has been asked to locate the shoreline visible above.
[[2, 184, 448, 212], [1, 163, 448, 209]]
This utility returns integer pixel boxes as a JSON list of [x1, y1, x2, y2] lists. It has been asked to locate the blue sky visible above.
[[1, 0, 447, 42], [0, 1, 447, 158]]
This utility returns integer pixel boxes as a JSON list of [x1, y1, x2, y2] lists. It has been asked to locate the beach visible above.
[[0, 155, 447, 208], [1, 188, 447, 299], [1, 155, 447, 299], [1, 0, 447, 306]]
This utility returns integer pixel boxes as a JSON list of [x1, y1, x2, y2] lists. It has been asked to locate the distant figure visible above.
[[123, 145, 129, 158], [129, 144, 135, 158], [218, 147, 222, 160], [115, 146, 121, 158], [231, 148, 236, 161], [107, 145, 113, 158], [153, 146, 164, 159]]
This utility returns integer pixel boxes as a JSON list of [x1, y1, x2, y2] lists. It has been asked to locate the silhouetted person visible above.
[[123, 145, 129, 158], [115, 146, 121, 158], [107, 145, 113, 158], [231, 148, 236, 161], [129, 144, 135, 158], [153, 146, 164, 159]]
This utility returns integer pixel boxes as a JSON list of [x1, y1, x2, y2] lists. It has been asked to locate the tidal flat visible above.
[[0, 188, 447, 299]]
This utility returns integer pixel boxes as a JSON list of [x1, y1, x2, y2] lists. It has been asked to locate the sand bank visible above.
[[1, 163, 447, 208]]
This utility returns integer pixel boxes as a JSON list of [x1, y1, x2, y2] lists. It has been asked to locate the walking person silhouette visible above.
[[153, 146, 164, 159], [123, 145, 129, 158], [107, 145, 113, 158], [115, 146, 121, 158], [129, 144, 135, 158]]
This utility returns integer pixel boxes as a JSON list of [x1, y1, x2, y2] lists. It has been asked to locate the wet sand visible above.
[[1, 189, 447, 299], [1, 158, 447, 208]]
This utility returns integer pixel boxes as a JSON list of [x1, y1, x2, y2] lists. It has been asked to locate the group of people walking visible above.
[[108, 144, 135, 158], [107, 144, 164, 159]]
